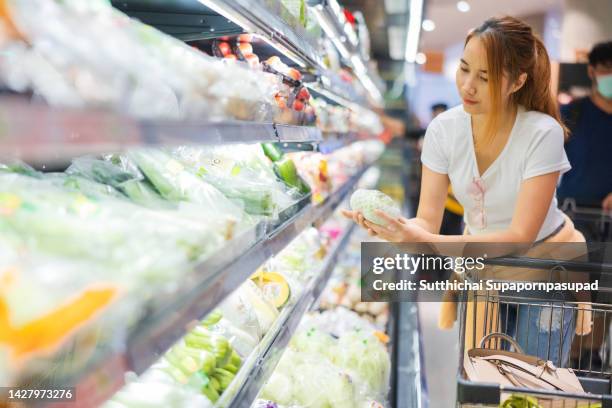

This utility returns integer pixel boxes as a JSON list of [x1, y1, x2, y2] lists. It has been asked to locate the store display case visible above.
[[0, 0, 396, 407]]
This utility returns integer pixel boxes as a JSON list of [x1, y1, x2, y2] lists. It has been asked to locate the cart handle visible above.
[[478, 332, 524, 354]]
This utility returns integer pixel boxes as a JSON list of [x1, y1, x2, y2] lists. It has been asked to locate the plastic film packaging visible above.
[[172, 145, 298, 218]]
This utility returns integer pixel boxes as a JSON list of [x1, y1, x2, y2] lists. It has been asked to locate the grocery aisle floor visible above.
[[419, 302, 459, 407]]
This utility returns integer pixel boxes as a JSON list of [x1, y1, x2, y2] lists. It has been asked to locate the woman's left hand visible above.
[[363, 210, 432, 242]]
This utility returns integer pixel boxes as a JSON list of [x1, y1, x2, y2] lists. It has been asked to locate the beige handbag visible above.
[[464, 333, 586, 407]]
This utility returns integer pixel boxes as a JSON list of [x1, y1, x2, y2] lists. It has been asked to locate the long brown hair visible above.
[[466, 16, 568, 143]]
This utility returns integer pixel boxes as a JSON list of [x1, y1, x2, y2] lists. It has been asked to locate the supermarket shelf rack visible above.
[[52, 163, 372, 407], [112, 1, 381, 109], [217, 223, 358, 408], [112, 0, 322, 71], [0, 97, 322, 164]]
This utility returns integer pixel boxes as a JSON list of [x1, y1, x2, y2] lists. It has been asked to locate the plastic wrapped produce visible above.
[[218, 280, 279, 340], [300, 308, 378, 338], [208, 318, 259, 358], [269, 227, 326, 282], [0, 238, 126, 364], [105, 380, 213, 408], [259, 309, 391, 407], [172, 145, 297, 217], [66, 156, 172, 208], [0, 172, 225, 289], [105, 315, 242, 406], [334, 330, 390, 399], [1, 0, 282, 120], [287, 152, 331, 204], [350, 189, 401, 227], [259, 348, 359, 408], [128, 149, 248, 234]]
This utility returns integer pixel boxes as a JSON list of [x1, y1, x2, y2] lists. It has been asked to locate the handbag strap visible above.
[[469, 348, 542, 366]]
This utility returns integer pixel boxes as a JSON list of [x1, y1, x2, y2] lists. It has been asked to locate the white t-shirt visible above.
[[421, 105, 571, 241]]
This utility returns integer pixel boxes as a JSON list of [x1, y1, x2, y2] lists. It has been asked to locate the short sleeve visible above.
[[420, 119, 449, 174], [523, 124, 571, 180]]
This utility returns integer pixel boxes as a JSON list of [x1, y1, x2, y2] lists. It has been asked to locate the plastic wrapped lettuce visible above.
[[259, 348, 358, 408], [349, 189, 401, 227], [290, 328, 336, 361], [0, 161, 42, 178], [47, 173, 126, 199], [172, 145, 297, 217], [259, 313, 390, 407], [299, 308, 378, 338], [333, 330, 390, 400]]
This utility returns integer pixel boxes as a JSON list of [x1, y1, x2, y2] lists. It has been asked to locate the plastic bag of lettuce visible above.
[[259, 327, 390, 407]]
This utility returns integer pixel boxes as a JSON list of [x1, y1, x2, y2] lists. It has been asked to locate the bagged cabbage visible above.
[[300, 308, 378, 338], [259, 348, 358, 408], [290, 328, 336, 361], [334, 330, 390, 399], [350, 189, 400, 227]]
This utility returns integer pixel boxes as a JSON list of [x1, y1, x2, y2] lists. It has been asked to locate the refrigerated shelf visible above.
[[196, 0, 324, 70], [20, 162, 373, 407], [0, 97, 322, 163], [111, 0, 243, 41], [216, 223, 357, 408]]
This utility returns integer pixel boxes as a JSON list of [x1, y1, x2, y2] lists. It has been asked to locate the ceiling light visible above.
[[456, 1, 470, 12], [422, 19, 436, 32], [404, 0, 424, 62], [415, 52, 427, 64]]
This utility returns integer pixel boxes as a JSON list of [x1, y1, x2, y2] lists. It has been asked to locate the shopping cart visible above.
[[561, 199, 612, 243], [456, 266, 612, 408]]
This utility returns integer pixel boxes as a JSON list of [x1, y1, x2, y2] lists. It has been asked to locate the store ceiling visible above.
[[420, 0, 563, 51], [342, 0, 394, 61], [343, 0, 564, 62]]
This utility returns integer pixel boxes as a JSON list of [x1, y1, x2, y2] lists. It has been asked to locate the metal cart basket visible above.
[[456, 259, 612, 408], [561, 199, 612, 243]]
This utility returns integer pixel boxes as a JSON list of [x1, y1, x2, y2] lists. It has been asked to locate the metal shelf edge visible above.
[[274, 124, 322, 143], [0, 98, 328, 161]]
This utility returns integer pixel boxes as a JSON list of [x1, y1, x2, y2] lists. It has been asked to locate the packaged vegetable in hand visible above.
[[350, 189, 400, 227]]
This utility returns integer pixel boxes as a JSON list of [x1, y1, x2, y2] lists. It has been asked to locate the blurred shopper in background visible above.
[[431, 102, 448, 119], [557, 41, 612, 215]]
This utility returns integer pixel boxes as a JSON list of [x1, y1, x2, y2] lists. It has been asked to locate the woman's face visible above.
[[456, 36, 511, 115]]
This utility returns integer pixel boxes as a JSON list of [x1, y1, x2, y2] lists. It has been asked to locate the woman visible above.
[[344, 16, 590, 367]]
